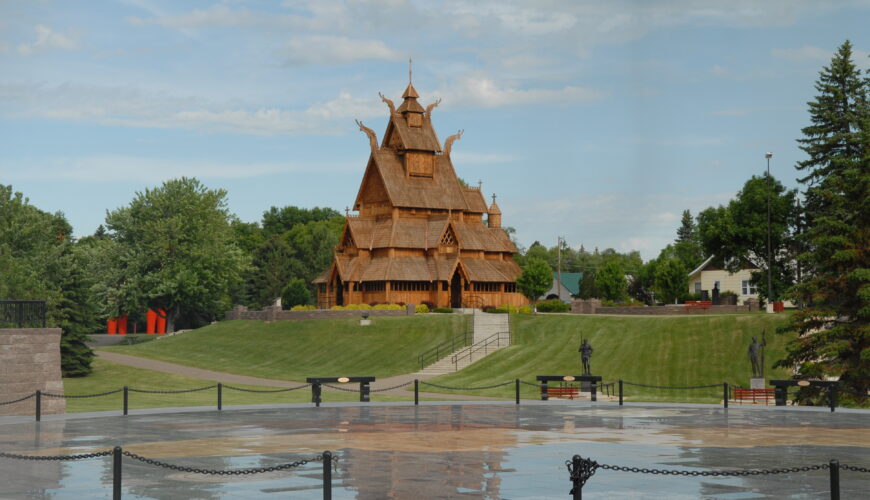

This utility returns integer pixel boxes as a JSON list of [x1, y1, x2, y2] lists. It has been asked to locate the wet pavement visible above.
[[1, 401, 868, 499]]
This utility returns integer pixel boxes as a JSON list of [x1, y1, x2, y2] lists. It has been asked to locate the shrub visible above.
[[281, 278, 311, 309], [421, 300, 435, 310], [290, 304, 316, 311], [433, 307, 453, 313], [484, 306, 508, 314], [415, 304, 429, 314], [330, 305, 346, 310], [497, 304, 533, 314], [344, 303, 372, 310], [517, 305, 533, 314], [600, 298, 645, 307], [535, 299, 570, 313], [373, 303, 403, 310]]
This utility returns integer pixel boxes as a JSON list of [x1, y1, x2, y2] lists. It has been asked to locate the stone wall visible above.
[[0, 328, 66, 416], [225, 304, 416, 322], [570, 300, 758, 315]]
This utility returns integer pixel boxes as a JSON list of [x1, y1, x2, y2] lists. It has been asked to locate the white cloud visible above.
[[450, 151, 517, 165], [441, 74, 606, 108], [17, 25, 79, 55], [771, 45, 831, 62], [0, 155, 351, 182], [0, 82, 387, 136], [709, 64, 729, 77], [283, 36, 402, 66]]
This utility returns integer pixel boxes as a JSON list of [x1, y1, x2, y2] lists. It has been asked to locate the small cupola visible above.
[[488, 194, 502, 228], [397, 61, 425, 127]]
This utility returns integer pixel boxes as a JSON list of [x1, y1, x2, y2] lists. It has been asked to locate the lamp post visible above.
[[765, 152, 773, 310]]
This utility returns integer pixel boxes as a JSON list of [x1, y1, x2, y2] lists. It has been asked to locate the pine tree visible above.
[[777, 40, 869, 405], [676, 209, 695, 242]]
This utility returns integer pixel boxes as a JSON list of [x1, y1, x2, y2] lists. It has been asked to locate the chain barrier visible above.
[[128, 385, 217, 395], [370, 381, 413, 392], [622, 381, 720, 390], [420, 380, 515, 391], [222, 383, 310, 393], [322, 384, 361, 392], [0, 450, 113, 461], [43, 389, 123, 399], [841, 464, 870, 473], [520, 380, 545, 389], [0, 393, 36, 406], [121, 450, 334, 475]]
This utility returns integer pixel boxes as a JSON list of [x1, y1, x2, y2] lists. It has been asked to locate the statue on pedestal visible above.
[[579, 339, 593, 375], [748, 333, 767, 378]]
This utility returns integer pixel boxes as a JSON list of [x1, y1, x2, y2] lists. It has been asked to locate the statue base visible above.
[[359, 319, 371, 326], [750, 377, 765, 389]]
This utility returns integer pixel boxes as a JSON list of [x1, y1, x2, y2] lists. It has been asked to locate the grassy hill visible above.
[[101, 314, 468, 380], [426, 313, 795, 403]]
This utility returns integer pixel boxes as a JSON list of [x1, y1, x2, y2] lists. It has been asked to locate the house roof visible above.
[[554, 272, 583, 296], [688, 255, 716, 277]]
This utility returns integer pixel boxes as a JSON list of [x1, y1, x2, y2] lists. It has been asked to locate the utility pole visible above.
[[765, 152, 774, 309], [557, 236, 563, 302]]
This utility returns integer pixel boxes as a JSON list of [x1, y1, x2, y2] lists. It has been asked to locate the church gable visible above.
[[354, 158, 391, 210]]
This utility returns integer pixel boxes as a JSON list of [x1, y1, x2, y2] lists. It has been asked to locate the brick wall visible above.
[[0, 328, 66, 416], [225, 304, 416, 322]]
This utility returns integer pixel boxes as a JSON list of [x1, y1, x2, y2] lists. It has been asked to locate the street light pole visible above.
[[765, 152, 773, 308]]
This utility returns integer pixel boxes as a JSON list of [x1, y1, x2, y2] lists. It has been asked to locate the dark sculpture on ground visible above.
[[579, 339, 593, 375], [748, 334, 767, 378]]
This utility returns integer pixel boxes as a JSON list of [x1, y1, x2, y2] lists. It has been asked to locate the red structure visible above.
[[117, 314, 128, 335], [146, 309, 157, 334], [156, 308, 167, 335], [107, 317, 117, 335]]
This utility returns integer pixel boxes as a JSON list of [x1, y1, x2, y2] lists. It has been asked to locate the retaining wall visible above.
[[0, 328, 66, 415], [225, 305, 415, 321], [570, 299, 758, 315]]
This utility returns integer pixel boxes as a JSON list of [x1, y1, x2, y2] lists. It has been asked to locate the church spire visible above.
[[398, 57, 424, 115]]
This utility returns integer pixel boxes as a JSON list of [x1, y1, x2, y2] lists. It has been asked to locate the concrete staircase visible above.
[[415, 311, 511, 377]]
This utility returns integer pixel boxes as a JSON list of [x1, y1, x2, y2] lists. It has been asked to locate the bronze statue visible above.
[[579, 339, 593, 375], [748, 334, 767, 378], [355, 119, 379, 153]]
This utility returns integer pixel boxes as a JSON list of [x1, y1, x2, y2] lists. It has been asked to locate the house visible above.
[[687, 255, 759, 305], [313, 77, 527, 309], [540, 272, 582, 302]]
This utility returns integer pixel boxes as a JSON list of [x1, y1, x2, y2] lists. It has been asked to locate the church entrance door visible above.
[[335, 277, 343, 306], [450, 271, 462, 309]]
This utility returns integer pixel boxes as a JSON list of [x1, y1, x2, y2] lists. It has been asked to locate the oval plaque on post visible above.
[[337, 377, 350, 383], [563, 376, 575, 382], [797, 380, 810, 387]]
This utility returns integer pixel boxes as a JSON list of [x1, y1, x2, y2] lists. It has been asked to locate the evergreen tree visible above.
[[676, 209, 695, 242], [577, 269, 598, 299], [777, 41, 869, 404]]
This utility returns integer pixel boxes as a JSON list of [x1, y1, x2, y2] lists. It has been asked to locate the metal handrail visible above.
[[451, 330, 511, 369], [0, 300, 46, 328], [416, 330, 473, 370]]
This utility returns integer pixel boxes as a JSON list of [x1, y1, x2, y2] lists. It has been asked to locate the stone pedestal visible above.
[[0, 328, 66, 416], [765, 303, 775, 314], [750, 377, 766, 389], [359, 319, 371, 326]]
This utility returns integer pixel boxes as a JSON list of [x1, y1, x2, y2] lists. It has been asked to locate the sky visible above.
[[2, 0, 869, 260]]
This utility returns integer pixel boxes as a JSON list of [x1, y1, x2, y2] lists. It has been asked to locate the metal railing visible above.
[[417, 330, 473, 370], [0, 300, 46, 328], [450, 330, 511, 370]]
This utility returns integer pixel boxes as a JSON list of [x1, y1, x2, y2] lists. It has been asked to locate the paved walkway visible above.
[[96, 351, 503, 401]]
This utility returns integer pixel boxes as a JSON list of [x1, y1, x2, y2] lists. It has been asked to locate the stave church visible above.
[[314, 76, 527, 309]]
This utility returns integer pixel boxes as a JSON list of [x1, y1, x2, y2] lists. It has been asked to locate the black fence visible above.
[[0, 447, 335, 499], [566, 454, 869, 500], [1, 377, 863, 422], [0, 300, 46, 328]]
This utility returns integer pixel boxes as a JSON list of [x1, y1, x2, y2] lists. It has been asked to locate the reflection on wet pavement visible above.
[[1, 403, 868, 498]]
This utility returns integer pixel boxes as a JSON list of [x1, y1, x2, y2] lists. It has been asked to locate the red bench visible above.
[[684, 300, 713, 310], [732, 387, 774, 404], [547, 385, 580, 400]]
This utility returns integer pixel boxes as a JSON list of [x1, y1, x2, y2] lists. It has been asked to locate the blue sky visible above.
[[2, 1, 869, 260]]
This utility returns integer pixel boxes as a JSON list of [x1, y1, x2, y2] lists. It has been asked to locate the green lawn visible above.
[[62, 358, 420, 413], [100, 315, 468, 380], [426, 313, 795, 403]]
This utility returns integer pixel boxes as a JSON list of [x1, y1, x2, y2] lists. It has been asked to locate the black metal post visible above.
[[314, 382, 322, 407], [571, 454, 582, 500], [515, 378, 520, 405], [829, 385, 836, 413], [724, 382, 729, 409], [541, 381, 548, 401], [591, 382, 597, 402], [35, 390, 41, 422], [618, 380, 623, 406], [113, 446, 122, 500], [217, 383, 222, 411], [322, 450, 332, 500], [414, 379, 419, 405], [360, 381, 370, 403], [123, 386, 128, 416], [828, 459, 840, 500]]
